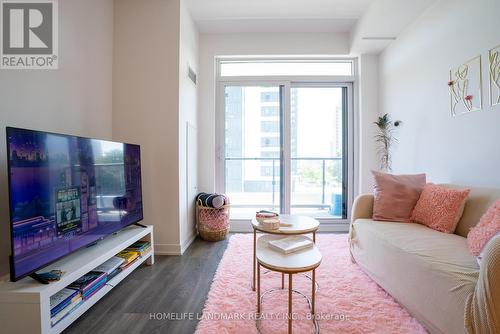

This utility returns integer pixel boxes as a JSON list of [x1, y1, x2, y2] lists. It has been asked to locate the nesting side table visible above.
[[251, 215, 319, 291], [256, 234, 322, 334]]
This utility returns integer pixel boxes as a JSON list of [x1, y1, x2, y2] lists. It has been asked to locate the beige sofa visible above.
[[349, 185, 500, 334]]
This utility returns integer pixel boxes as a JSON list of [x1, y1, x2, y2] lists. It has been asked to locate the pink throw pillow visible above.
[[372, 171, 426, 222], [467, 200, 500, 256], [411, 183, 470, 233]]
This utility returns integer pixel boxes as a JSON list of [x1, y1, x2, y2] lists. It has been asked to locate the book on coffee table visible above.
[[268, 236, 313, 254]]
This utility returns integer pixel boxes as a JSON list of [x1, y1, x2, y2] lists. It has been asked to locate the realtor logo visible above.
[[1, 0, 58, 69]]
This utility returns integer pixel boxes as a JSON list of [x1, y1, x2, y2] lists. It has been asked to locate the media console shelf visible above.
[[0, 225, 154, 334]]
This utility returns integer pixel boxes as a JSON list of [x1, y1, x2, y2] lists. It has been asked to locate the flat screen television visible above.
[[6, 127, 144, 282]]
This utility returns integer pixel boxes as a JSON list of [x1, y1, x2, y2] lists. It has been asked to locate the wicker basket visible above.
[[196, 201, 230, 241]]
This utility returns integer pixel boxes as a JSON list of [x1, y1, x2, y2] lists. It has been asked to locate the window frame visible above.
[[215, 57, 357, 225], [219, 58, 354, 77]]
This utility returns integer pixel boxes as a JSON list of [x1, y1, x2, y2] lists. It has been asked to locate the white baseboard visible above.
[[154, 243, 182, 255], [180, 231, 198, 254], [230, 220, 349, 233], [229, 220, 252, 232], [154, 231, 198, 255], [317, 223, 350, 233]]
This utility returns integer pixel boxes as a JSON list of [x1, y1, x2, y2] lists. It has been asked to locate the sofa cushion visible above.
[[372, 170, 426, 223], [451, 186, 500, 237], [411, 183, 470, 233], [350, 219, 478, 334], [467, 200, 500, 256]]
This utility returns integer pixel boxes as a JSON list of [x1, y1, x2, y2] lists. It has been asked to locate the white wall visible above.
[[358, 54, 379, 193], [113, 0, 182, 254], [198, 32, 350, 193], [379, 0, 500, 187], [178, 1, 199, 252], [0, 0, 114, 276]]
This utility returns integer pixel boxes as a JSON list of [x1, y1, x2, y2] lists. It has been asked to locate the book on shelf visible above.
[[116, 250, 140, 265], [136, 246, 151, 256], [107, 267, 122, 281], [51, 296, 82, 326], [124, 247, 151, 257], [127, 240, 150, 250], [125, 241, 151, 256], [68, 271, 107, 294], [50, 288, 80, 317], [82, 278, 107, 300], [120, 256, 140, 270], [93, 256, 125, 275], [268, 236, 313, 254], [70, 293, 81, 303]]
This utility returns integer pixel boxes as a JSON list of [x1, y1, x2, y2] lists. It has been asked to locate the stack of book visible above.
[[116, 250, 140, 269], [93, 256, 125, 281], [68, 271, 107, 301], [115, 241, 151, 270], [50, 288, 82, 326], [125, 241, 151, 256], [268, 236, 313, 254]]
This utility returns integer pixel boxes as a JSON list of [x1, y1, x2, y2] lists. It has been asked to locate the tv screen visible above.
[[7, 127, 143, 281]]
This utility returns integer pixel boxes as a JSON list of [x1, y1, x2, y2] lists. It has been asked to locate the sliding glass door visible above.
[[290, 86, 346, 218], [222, 83, 349, 220], [224, 85, 283, 218]]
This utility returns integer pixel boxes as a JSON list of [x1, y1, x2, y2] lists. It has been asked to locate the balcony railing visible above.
[[225, 157, 343, 212]]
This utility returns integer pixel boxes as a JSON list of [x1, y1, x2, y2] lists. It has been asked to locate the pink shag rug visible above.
[[195, 234, 428, 334]]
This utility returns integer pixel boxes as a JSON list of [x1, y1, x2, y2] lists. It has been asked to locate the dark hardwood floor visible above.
[[65, 236, 230, 334]]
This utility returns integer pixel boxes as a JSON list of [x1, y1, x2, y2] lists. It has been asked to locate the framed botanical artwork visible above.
[[489, 45, 500, 106], [449, 56, 482, 116]]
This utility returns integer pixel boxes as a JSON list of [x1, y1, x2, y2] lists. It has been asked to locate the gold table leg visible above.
[[288, 273, 293, 334], [257, 263, 261, 313], [253, 229, 256, 291], [312, 269, 316, 315], [313, 231, 316, 243]]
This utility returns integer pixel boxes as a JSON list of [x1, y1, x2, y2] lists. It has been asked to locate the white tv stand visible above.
[[0, 224, 154, 334]]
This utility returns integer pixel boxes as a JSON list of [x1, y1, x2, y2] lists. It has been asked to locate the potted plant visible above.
[[374, 113, 401, 172]]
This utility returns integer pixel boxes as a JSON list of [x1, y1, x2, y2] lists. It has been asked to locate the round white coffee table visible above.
[[256, 234, 322, 334], [252, 215, 319, 291]]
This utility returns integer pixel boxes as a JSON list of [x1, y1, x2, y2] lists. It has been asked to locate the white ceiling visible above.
[[350, 0, 437, 54], [186, 0, 374, 20], [186, 0, 438, 53], [195, 18, 356, 34], [186, 0, 375, 33]]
